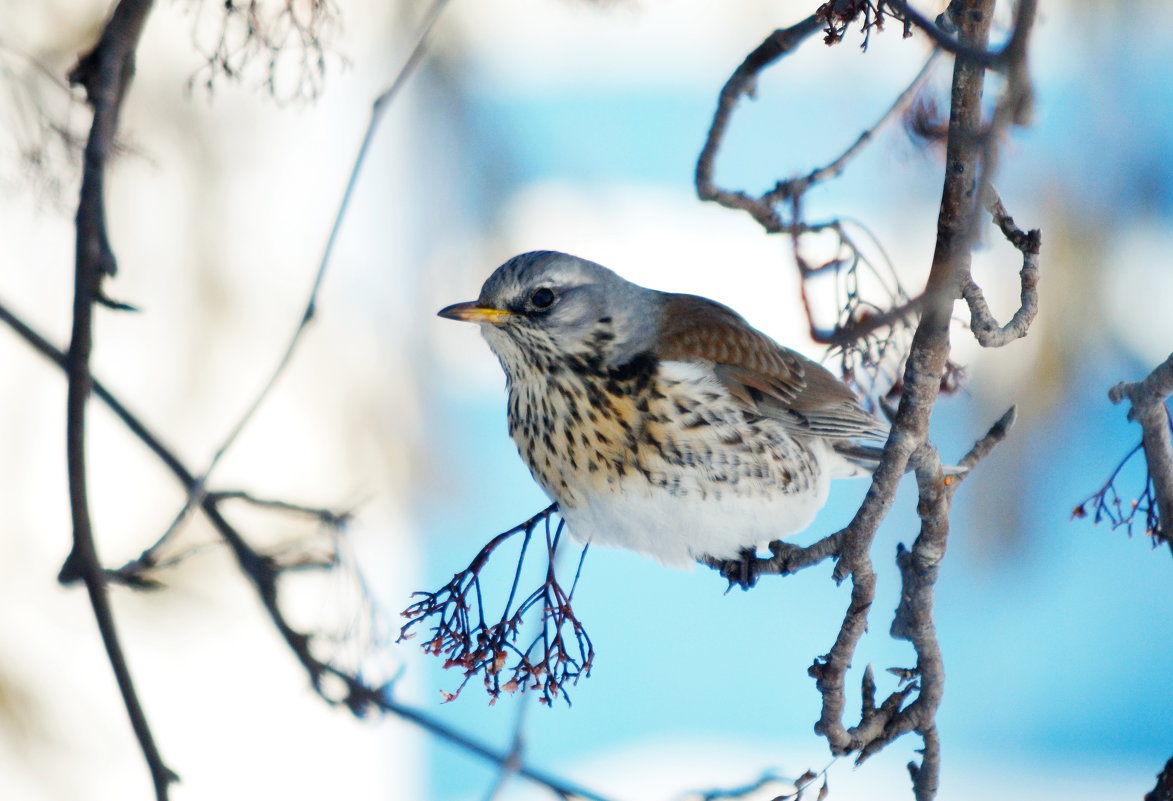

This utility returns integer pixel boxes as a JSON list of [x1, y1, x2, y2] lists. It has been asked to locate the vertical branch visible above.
[[890, 448, 950, 801], [58, 2, 177, 799], [1108, 353, 1173, 555], [816, 0, 997, 792]]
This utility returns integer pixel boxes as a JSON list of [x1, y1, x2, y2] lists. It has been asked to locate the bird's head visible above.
[[439, 251, 658, 378]]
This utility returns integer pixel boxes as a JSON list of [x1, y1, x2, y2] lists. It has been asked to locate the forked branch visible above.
[[697, 2, 1036, 799]]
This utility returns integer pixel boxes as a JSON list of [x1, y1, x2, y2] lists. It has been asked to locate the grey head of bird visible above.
[[438, 251, 661, 379]]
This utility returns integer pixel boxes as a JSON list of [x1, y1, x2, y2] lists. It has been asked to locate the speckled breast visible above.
[[505, 352, 822, 510]]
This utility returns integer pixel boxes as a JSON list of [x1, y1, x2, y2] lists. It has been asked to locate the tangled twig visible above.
[[182, 0, 344, 103], [401, 505, 596, 706]]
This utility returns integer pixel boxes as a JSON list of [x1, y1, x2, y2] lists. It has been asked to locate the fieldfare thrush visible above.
[[439, 251, 888, 568]]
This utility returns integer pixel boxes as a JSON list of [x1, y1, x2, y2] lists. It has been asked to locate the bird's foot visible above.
[[702, 547, 761, 591]]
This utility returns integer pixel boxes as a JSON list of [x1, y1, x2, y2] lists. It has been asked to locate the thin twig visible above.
[[57, 1, 177, 798], [696, 12, 936, 232], [149, 0, 452, 566], [764, 48, 941, 205], [0, 297, 618, 801], [694, 14, 824, 231], [480, 683, 530, 801], [207, 489, 353, 527], [346, 679, 616, 801]]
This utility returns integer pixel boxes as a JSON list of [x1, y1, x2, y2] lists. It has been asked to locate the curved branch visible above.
[[884, 0, 1037, 82], [763, 49, 941, 206], [694, 14, 824, 231], [961, 187, 1041, 347]]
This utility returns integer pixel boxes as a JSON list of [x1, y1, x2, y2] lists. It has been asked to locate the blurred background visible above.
[[0, 1, 1170, 799]]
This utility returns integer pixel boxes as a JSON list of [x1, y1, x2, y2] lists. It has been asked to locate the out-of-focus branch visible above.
[[185, 0, 342, 102], [0, 298, 617, 801], [695, 14, 824, 232], [1108, 354, 1173, 556], [56, 2, 178, 799], [961, 185, 1041, 347], [694, 9, 952, 403], [884, 0, 1037, 94], [696, 10, 936, 234], [143, 0, 451, 579], [681, 766, 832, 801], [1147, 756, 1173, 801], [764, 49, 940, 207]]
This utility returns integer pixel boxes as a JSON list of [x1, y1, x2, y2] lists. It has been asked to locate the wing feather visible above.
[[655, 294, 886, 440]]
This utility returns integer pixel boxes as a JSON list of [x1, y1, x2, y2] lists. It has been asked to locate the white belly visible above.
[[557, 440, 832, 567]]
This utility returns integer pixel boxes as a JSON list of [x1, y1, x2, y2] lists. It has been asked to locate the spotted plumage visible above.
[[439, 251, 887, 567]]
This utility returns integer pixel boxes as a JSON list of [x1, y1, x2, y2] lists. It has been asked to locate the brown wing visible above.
[[655, 294, 886, 440]]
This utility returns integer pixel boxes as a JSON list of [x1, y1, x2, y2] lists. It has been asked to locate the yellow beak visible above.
[[437, 301, 515, 325]]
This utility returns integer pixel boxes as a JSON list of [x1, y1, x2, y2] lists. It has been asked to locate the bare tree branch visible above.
[[697, 4, 1036, 797], [5, 4, 617, 794], [183, 0, 344, 103], [960, 185, 1040, 347], [693, 10, 961, 403], [142, 0, 451, 578], [764, 48, 940, 207], [0, 296, 618, 801], [53, 2, 180, 798], [695, 14, 824, 232], [883, 0, 1038, 90], [696, 9, 937, 234]]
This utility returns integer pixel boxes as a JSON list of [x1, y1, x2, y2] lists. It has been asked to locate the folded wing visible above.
[[655, 293, 887, 441]]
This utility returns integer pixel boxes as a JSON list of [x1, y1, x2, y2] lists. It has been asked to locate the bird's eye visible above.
[[529, 287, 556, 310]]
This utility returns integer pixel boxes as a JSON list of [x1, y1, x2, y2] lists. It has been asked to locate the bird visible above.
[[438, 251, 888, 571]]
